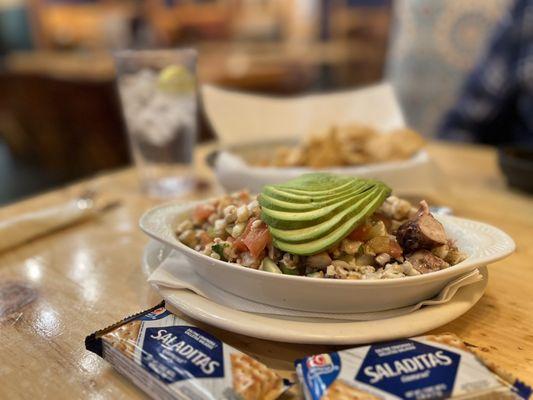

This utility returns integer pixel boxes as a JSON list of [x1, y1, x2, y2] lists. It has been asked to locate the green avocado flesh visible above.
[[262, 180, 365, 203], [268, 189, 377, 243], [259, 186, 368, 212], [259, 185, 372, 220], [261, 191, 371, 229], [277, 173, 353, 191], [259, 173, 391, 256]]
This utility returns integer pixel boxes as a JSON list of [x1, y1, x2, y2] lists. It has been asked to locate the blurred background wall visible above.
[[0, 0, 511, 204], [386, 0, 510, 138]]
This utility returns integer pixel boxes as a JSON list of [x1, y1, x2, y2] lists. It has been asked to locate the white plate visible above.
[[144, 240, 488, 345], [139, 200, 514, 313]]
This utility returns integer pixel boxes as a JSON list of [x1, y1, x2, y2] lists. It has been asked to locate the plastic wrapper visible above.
[[86, 303, 288, 400], [295, 333, 531, 399]]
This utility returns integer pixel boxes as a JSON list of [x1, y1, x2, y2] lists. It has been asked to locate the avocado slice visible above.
[[259, 182, 371, 212], [262, 180, 364, 203], [267, 188, 378, 243], [277, 173, 352, 191], [279, 181, 354, 194], [261, 187, 374, 229], [272, 187, 390, 255], [266, 173, 363, 195]]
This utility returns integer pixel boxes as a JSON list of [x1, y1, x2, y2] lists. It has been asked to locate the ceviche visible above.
[[176, 174, 466, 280]]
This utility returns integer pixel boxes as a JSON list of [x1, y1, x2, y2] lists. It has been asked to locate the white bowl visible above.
[[212, 146, 441, 197], [139, 201, 515, 313]]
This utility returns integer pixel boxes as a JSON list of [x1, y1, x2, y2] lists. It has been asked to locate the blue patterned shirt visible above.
[[439, 0, 533, 145]]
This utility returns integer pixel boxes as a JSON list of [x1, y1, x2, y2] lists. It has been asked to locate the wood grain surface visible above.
[[0, 142, 531, 399]]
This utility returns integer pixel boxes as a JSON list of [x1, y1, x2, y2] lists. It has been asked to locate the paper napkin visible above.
[[202, 82, 405, 146]]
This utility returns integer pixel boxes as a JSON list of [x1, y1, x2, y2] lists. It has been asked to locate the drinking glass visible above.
[[114, 49, 197, 197]]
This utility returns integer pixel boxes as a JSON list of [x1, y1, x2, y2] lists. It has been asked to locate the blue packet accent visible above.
[[141, 325, 224, 384], [513, 379, 533, 400], [86, 304, 289, 400], [295, 335, 531, 400], [355, 339, 460, 398]]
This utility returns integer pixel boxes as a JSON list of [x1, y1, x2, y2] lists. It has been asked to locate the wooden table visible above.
[[0, 142, 532, 398]]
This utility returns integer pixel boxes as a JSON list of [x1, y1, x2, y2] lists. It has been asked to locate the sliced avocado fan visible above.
[[262, 180, 361, 203], [260, 188, 359, 212], [259, 173, 391, 256]]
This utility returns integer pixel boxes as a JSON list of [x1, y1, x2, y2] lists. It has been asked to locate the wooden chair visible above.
[[0, 72, 130, 178]]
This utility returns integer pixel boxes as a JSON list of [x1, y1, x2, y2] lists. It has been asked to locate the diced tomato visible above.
[[243, 225, 271, 258], [232, 218, 255, 252], [231, 218, 271, 258], [348, 223, 370, 241], [194, 204, 215, 222], [232, 239, 248, 252]]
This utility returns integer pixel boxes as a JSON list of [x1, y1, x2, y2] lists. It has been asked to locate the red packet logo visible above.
[[307, 354, 333, 368]]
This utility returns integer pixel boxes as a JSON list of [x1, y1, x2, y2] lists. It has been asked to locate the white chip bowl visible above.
[[210, 143, 441, 197], [140, 200, 515, 313]]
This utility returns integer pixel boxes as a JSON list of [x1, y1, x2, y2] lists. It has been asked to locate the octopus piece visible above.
[[407, 250, 449, 274], [396, 201, 447, 252]]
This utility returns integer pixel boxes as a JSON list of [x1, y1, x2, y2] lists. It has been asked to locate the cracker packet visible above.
[[86, 303, 288, 400], [295, 333, 531, 400]]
